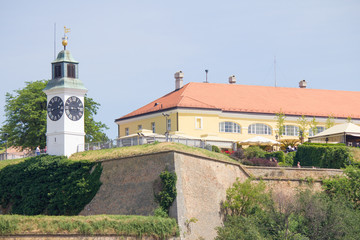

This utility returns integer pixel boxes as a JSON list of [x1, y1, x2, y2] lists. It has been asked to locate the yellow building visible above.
[[115, 72, 360, 145]]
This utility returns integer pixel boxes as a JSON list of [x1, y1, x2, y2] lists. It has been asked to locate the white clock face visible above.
[[65, 96, 84, 121]]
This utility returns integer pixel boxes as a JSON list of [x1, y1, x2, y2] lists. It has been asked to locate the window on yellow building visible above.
[[309, 126, 325, 137], [283, 125, 299, 136], [151, 122, 155, 133], [219, 122, 241, 133], [138, 125, 142, 130], [125, 128, 129, 136], [195, 117, 203, 129], [248, 123, 272, 135], [167, 119, 171, 131]]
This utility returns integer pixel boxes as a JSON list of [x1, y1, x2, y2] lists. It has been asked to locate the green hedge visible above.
[[265, 151, 285, 163], [294, 144, 353, 168], [303, 142, 346, 146], [0, 155, 102, 215]]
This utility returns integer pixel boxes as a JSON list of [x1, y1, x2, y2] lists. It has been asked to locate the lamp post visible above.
[[162, 113, 170, 142]]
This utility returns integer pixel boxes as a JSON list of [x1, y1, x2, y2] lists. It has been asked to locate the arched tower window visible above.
[[219, 122, 241, 133], [248, 123, 272, 135], [67, 64, 75, 78], [54, 64, 62, 78]]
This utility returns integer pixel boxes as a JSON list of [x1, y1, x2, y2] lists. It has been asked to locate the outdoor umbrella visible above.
[[239, 136, 280, 146]]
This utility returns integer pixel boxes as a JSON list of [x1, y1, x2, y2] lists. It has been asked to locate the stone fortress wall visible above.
[[80, 151, 343, 240]]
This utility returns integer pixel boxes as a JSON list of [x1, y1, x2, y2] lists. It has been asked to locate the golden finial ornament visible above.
[[62, 26, 71, 50]]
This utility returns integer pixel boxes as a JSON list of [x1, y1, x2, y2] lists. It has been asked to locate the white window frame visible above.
[[248, 123, 272, 135], [138, 125, 142, 130], [125, 127, 129, 136], [167, 119, 171, 131], [283, 125, 299, 136], [195, 117, 203, 129], [219, 122, 241, 133]]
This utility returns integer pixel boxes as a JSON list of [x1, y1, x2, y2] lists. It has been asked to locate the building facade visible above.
[[115, 72, 360, 144]]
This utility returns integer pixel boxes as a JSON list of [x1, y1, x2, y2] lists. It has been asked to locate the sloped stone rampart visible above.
[[79, 151, 343, 240], [80, 151, 175, 216]]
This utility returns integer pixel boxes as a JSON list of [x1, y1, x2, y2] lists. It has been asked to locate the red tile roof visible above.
[[115, 82, 360, 121]]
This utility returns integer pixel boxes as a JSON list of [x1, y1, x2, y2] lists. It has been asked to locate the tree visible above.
[[297, 116, 308, 143], [275, 111, 286, 141], [325, 114, 335, 129], [346, 116, 352, 123], [84, 96, 109, 142], [0, 80, 108, 150], [222, 179, 270, 217], [309, 117, 318, 136]]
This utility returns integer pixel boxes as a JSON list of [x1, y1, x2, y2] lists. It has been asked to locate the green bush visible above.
[[153, 206, 169, 218], [155, 170, 177, 214], [0, 155, 102, 215], [244, 146, 266, 159], [294, 144, 353, 168], [265, 151, 285, 163], [212, 145, 220, 153], [285, 151, 296, 165], [217, 179, 360, 240]]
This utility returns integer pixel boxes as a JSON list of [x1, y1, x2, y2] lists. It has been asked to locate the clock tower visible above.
[[43, 28, 87, 156]]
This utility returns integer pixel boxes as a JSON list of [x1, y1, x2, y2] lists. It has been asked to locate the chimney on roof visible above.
[[174, 71, 184, 90], [229, 75, 236, 84], [299, 80, 307, 88]]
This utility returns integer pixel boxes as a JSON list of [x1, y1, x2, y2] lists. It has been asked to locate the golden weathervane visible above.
[[62, 26, 71, 49]]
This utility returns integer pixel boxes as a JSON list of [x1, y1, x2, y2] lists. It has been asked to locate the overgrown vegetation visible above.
[[155, 170, 177, 215], [294, 143, 353, 168], [0, 215, 179, 238], [0, 155, 102, 215], [323, 166, 360, 209], [232, 146, 293, 167], [216, 177, 360, 240]]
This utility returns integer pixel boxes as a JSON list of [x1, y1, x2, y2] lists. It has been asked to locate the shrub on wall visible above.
[[243, 158, 278, 167], [294, 144, 353, 168], [155, 170, 177, 214], [284, 151, 296, 166], [212, 145, 220, 153], [0, 155, 102, 215], [244, 146, 266, 159], [265, 151, 285, 163]]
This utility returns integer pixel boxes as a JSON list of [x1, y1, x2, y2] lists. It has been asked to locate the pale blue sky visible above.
[[1, 0, 359, 139]]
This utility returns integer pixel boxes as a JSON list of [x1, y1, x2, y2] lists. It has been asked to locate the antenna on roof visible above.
[[205, 69, 209, 83], [274, 56, 277, 87]]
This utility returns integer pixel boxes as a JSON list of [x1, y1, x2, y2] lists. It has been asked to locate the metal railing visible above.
[[0, 152, 34, 160], [78, 136, 234, 153]]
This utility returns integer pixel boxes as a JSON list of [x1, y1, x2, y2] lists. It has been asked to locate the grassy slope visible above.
[[69, 142, 236, 163], [0, 142, 235, 170], [0, 215, 178, 237]]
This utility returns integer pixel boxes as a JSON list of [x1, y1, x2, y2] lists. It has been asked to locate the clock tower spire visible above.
[[43, 27, 88, 157]]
